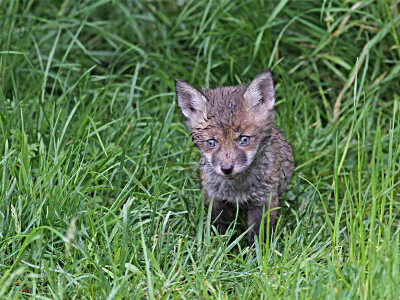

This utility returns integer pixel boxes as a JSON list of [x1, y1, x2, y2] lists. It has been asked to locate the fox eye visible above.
[[240, 136, 250, 145], [206, 139, 217, 148]]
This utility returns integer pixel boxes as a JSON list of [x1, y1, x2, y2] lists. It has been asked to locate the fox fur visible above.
[[175, 68, 294, 245]]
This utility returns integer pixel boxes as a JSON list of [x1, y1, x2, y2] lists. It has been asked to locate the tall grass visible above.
[[0, 0, 399, 298]]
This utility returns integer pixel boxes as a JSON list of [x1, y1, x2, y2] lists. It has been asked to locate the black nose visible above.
[[221, 165, 234, 175]]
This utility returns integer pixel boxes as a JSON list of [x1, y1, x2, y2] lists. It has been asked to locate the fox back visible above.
[[175, 69, 294, 245]]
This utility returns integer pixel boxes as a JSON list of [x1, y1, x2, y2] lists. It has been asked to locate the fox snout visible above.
[[220, 164, 234, 175], [210, 147, 252, 179]]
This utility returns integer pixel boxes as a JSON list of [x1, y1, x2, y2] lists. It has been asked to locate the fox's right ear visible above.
[[175, 79, 207, 120]]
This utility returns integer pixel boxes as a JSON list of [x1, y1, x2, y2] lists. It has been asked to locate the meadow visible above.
[[1, 0, 400, 298]]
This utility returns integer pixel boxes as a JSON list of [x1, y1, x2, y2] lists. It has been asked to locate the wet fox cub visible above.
[[175, 69, 294, 245]]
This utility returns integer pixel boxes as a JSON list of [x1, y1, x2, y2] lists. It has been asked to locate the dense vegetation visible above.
[[1, 0, 399, 298]]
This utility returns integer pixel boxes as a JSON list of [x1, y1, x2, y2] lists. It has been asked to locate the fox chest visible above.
[[203, 173, 274, 205]]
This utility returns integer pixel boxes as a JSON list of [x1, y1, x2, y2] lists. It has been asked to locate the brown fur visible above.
[[175, 69, 294, 245]]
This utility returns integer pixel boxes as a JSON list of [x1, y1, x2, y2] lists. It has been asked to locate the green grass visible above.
[[1, 0, 400, 298]]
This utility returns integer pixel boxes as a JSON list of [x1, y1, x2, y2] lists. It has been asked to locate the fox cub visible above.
[[175, 69, 294, 245]]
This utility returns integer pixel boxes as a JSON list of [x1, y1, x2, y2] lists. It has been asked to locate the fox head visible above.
[[175, 68, 276, 179]]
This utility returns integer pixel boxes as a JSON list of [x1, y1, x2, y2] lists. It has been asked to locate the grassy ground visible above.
[[1, 0, 400, 298]]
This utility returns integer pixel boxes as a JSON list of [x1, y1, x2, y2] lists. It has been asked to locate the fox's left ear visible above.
[[243, 68, 275, 111]]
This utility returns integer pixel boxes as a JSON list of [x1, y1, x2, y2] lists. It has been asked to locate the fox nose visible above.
[[221, 165, 234, 175]]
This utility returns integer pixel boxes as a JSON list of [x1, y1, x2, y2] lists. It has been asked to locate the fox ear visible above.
[[243, 68, 275, 111], [175, 79, 207, 119]]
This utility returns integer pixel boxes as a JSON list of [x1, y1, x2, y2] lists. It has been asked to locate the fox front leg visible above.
[[204, 192, 233, 235], [247, 197, 279, 246]]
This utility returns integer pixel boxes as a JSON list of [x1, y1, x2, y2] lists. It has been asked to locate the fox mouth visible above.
[[224, 174, 236, 180], [217, 164, 253, 180], [218, 171, 239, 180]]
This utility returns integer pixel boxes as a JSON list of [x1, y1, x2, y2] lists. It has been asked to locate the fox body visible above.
[[175, 69, 294, 245]]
